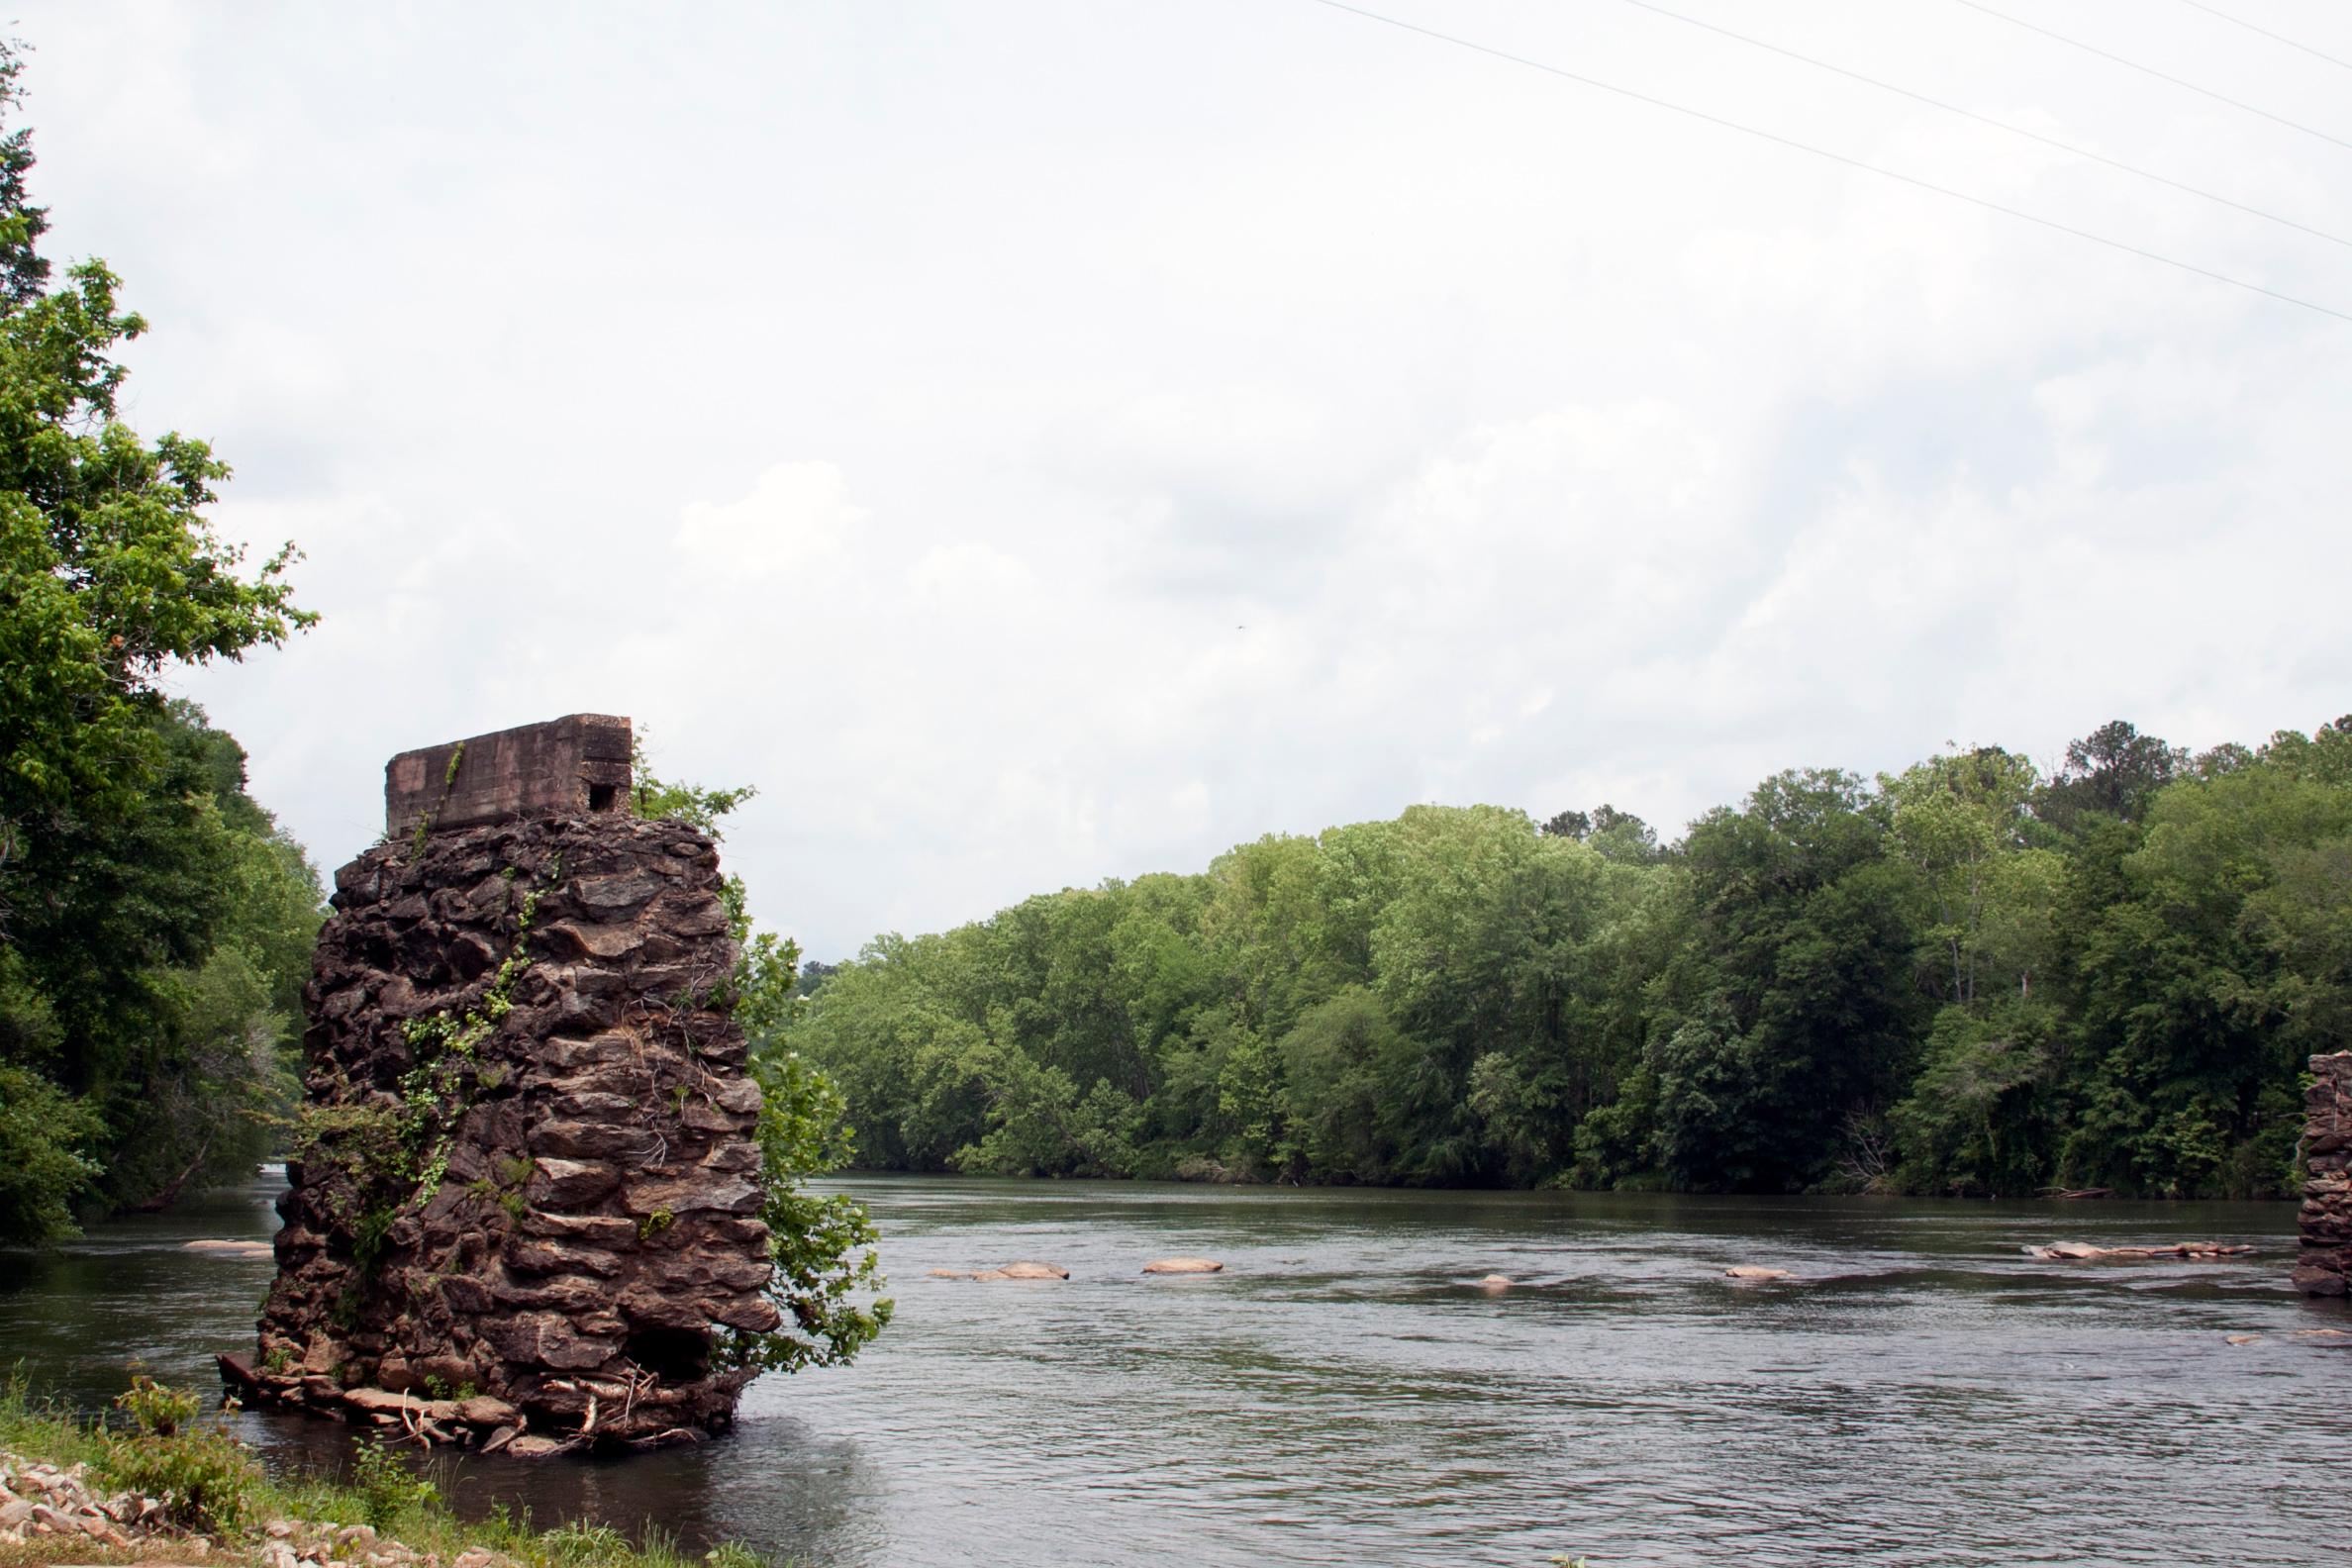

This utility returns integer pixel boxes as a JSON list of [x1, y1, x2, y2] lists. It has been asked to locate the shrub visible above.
[[100, 1378, 264, 1536], [348, 1434, 443, 1529]]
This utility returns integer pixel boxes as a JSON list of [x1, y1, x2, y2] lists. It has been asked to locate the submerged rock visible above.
[[1141, 1257, 1223, 1275], [2028, 1241, 2253, 1261], [930, 1261, 1070, 1281], [1723, 1266, 1794, 1282], [505, 1434, 576, 1460]]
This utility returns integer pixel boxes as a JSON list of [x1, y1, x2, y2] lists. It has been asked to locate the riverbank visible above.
[[0, 1381, 762, 1568]]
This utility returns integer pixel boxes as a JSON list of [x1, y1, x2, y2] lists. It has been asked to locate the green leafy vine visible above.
[[299, 860, 556, 1278]]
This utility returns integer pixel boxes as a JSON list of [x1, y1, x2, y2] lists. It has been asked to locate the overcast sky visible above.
[[18, 0, 2351, 958]]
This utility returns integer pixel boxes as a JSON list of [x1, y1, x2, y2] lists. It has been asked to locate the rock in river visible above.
[[1142, 1257, 1223, 1275], [2028, 1240, 2253, 1261], [933, 1261, 1071, 1281]]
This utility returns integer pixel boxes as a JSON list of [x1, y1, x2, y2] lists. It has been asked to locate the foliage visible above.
[[790, 715, 2352, 1200], [347, 1434, 441, 1528], [112, 1373, 200, 1437], [629, 731, 757, 834], [0, 1059, 102, 1242], [296, 869, 547, 1284], [0, 45, 319, 1242], [102, 1375, 262, 1532], [720, 1045, 893, 1372], [634, 743, 892, 1372]]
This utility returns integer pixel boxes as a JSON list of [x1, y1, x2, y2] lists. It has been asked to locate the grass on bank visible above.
[[0, 1374, 768, 1568]]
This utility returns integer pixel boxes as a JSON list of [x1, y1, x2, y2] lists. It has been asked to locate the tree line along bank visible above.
[[788, 717, 2352, 1200]]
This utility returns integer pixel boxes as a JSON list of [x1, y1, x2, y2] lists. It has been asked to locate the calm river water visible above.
[[2, 1170, 2343, 1566]]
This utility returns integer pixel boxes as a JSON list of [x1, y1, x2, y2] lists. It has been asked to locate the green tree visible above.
[[2038, 719, 2186, 833], [2057, 722, 2352, 1195], [1281, 987, 1409, 1182], [0, 44, 316, 1240], [1645, 770, 1925, 1191], [0, 1058, 101, 1241], [1883, 746, 2060, 1012], [1876, 747, 2072, 1194], [776, 714, 2349, 1206]]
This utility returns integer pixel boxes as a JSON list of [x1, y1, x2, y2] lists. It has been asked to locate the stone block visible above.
[[385, 714, 633, 839], [624, 1172, 762, 1217], [527, 1157, 620, 1210]]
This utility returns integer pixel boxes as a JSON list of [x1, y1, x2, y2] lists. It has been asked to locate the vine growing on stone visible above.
[[297, 860, 555, 1278]]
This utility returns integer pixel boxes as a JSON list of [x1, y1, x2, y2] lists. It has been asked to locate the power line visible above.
[[1297, 0, 2352, 325], [2174, 0, 2352, 75], [1617, 0, 2351, 249], [1950, 0, 2352, 150]]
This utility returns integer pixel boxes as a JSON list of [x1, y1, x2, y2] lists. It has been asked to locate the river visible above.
[[2, 1170, 2342, 1566]]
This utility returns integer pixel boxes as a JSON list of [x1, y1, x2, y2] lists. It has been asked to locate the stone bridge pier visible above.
[[227, 716, 779, 1453], [2298, 1052, 2352, 1297]]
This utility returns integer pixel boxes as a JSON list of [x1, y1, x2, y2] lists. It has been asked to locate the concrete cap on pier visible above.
[[384, 714, 633, 838]]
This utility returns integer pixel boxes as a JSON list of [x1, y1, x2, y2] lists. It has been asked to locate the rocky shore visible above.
[[2, 1450, 160, 1553], [0, 1435, 749, 1568], [0, 1448, 474, 1568]]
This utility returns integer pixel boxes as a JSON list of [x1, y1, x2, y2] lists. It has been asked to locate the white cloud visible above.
[[43, 0, 2343, 956], [675, 461, 866, 581]]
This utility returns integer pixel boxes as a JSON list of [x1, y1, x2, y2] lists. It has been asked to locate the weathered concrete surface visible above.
[[385, 714, 632, 840], [246, 790, 776, 1449], [2296, 1051, 2352, 1296]]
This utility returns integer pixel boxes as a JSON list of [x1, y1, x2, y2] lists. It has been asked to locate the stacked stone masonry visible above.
[[241, 803, 778, 1450], [2297, 1051, 2352, 1297]]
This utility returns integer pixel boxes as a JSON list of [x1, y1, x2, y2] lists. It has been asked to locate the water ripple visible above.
[[3, 1174, 2342, 1566]]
